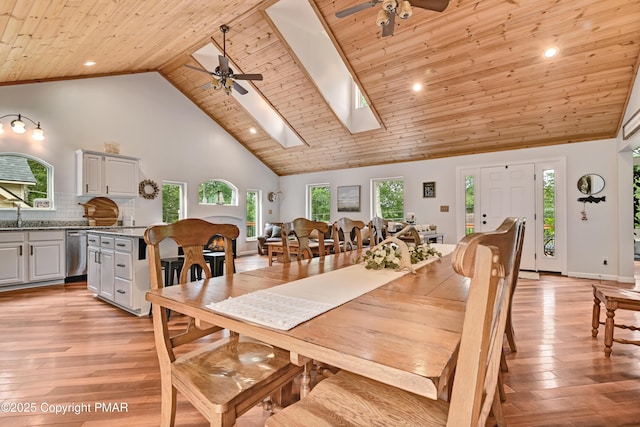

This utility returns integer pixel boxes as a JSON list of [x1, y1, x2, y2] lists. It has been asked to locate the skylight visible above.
[[192, 45, 305, 149], [266, 0, 381, 134]]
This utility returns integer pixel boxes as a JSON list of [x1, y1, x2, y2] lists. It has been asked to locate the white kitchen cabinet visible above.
[[87, 231, 150, 316], [0, 231, 65, 286], [0, 233, 26, 286], [87, 239, 100, 294], [81, 152, 103, 196], [28, 231, 66, 282], [99, 237, 115, 300], [76, 149, 139, 197], [87, 234, 115, 299]]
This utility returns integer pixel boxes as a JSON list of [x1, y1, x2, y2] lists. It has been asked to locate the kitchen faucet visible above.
[[14, 202, 22, 228], [7, 200, 23, 228]]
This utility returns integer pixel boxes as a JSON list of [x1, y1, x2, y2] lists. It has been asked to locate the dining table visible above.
[[145, 245, 469, 401]]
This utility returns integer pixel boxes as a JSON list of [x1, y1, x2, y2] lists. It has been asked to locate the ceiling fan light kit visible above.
[[337, 0, 449, 37], [376, 9, 390, 27], [399, 1, 413, 19], [183, 25, 263, 96]]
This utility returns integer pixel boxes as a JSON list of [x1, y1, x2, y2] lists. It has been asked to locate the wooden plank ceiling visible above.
[[1, 0, 639, 176]]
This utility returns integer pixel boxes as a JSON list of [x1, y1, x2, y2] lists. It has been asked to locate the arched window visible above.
[[0, 153, 54, 209], [198, 179, 238, 206]]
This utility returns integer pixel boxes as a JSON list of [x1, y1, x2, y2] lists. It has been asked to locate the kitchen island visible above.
[[86, 228, 150, 316], [0, 225, 150, 317]]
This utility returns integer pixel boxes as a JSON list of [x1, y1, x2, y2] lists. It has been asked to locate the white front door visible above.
[[480, 164, 536, 271]]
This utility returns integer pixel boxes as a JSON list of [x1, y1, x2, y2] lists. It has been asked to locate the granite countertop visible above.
[[87, 228, 147, 238], [0, 223, 148, 234]]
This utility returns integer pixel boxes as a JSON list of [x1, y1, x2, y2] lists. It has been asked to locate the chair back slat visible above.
[[447, 217, 521, 426], [281, 218, 329, 263], [333, 217, 365, 254], [144, 219, 239, 288], [369, 217, 388, 245]]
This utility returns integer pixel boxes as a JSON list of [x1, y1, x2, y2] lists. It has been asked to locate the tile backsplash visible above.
[[0, 192, 135, 225]]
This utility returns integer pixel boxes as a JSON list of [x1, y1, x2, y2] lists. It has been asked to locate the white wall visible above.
[[0, 73, 279, 253], [279, 139, 627, 281]]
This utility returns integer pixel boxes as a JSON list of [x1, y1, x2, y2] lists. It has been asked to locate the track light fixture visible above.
[[0, 114, 45, 141]]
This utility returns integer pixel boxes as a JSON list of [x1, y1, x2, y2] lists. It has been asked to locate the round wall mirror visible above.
[[577, 174, 605, 195]]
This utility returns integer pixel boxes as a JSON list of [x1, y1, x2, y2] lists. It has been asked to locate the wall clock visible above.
[[139, 179, 160, 200]]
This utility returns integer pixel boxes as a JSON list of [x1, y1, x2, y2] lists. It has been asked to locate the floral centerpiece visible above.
[[356, 240, 442, 272]]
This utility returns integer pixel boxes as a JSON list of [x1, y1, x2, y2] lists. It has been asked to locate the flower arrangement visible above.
[[357, 242, 442, 271]]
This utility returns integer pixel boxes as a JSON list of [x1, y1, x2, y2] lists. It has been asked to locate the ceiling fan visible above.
[[336, 0, 450, 37], [184, 25, 263, 95]]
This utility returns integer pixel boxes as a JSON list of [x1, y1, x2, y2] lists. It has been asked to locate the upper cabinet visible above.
[[76, 150, 139, 197]]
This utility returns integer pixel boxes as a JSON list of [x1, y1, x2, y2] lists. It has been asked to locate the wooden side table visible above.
[[591, 284, 640, 356]]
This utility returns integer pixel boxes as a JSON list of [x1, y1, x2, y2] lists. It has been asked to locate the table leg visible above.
[[268, 245, 274, 266], [591, 296, 601, 337], [300, 362, 312, 399], [604, 308, 615, 357]]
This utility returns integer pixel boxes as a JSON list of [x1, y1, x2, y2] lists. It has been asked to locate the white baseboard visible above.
[[567, 271, 635, 283], [519, 271, 540, 280]]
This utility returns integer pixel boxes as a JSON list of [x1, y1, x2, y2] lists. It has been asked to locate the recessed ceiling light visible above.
[[543, 47, 558, 58], [412, 83, 423, 92], [249, 127, 257, 134], [84, 61, 96, 66]]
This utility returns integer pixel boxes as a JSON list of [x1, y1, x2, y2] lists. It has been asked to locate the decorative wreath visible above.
[[138, 179, 160, 200]]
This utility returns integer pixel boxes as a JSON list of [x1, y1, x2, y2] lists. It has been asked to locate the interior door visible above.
[[480, 164, 536, 271]]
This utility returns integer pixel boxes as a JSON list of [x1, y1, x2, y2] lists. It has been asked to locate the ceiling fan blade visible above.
[[232, 81, 248, 95], [409, 0, 450, 12], [218, 55, 230, 74], [184, 64, 215, 75], [336, 0, 380, 18], [233, 73, 263, 81], [381, 11, 395, 37]]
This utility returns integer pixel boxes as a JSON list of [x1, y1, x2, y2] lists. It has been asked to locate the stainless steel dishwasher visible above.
[[65, 230, 87, 282]]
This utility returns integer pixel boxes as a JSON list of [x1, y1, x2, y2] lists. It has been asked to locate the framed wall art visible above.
[[337, 185, 360, 212], [423, 182, 436, 198]]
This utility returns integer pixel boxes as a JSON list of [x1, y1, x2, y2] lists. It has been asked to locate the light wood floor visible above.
[[1, 255, 639, 426]]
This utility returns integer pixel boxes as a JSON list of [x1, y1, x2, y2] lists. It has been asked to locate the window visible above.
[[371, 178, 404, 221], [354, 85, 368, 109], [198, 179, 237, 206], [0, 153, 53, 209], [542, 169, 556, 257], [246, 190, 261, 240], [465, 175, 475, 235], [307, 184, 330, 222], [162, 181, 186, 223]]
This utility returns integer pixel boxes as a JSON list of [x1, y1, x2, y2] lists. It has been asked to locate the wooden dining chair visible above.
[[281, 217, 329, 263], [505, 218, 526, 353], [144, 218, 303, 427], [332, 217, 365, 254], [368, 216, 388, 245], [266, 218, 521, 427]]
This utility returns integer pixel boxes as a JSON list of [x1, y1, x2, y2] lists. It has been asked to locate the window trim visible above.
[[0, 152, 54, 210], [198, 179, 238, 206], [370, 177, 404, 221], [162, 181, 187, 223], [246, 189, 261, 241], [306, 183, 331, 222]]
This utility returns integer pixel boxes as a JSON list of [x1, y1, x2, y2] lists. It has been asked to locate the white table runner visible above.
[[206, 244, 455, 330]]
